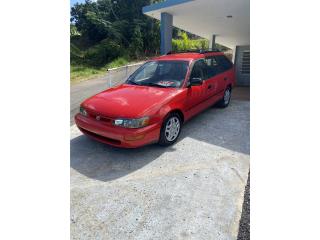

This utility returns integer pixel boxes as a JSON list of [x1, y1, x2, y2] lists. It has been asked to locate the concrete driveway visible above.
[[70, 95, 250, 240]]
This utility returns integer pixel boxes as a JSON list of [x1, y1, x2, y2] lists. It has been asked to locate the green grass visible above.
[[71, 57, 131, 84], [106, 57, 129, 69], [70, 65, 107, 84]]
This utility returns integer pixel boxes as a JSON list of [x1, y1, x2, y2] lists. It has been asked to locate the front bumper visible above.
[[75, 113, 161, 148]]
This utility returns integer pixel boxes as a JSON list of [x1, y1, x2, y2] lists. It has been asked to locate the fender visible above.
[[156, 89, 188, 124]]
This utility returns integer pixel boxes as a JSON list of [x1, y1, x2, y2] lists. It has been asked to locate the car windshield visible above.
[[126, 60, 189, 88]]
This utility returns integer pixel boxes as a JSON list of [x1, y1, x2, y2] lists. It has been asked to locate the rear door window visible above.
[[190, 59, 207, 80]]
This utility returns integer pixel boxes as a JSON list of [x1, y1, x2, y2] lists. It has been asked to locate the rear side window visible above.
[[205, 56, 222, 78], [215, 55, 233, 71]]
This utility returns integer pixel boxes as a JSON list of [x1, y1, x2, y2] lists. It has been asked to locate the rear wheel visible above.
[[217, 87, 232, 108], [158, 113, 182, 146]]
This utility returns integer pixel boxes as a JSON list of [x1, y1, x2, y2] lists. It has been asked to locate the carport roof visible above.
[[143, 0, 250, 48]]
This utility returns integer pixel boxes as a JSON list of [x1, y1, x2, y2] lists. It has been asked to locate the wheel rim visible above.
[[224, 88, 231, 105], [165, 116, 180, 142]]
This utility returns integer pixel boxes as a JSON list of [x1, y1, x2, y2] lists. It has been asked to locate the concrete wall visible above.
[[234, 45, 250, 86]]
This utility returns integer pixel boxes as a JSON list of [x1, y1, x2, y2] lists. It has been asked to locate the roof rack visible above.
[[166, 48, 221, 55]]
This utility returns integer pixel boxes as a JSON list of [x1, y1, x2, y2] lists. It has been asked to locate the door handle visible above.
[[224, 77, 228, 81], [208, 84, 212, 89]]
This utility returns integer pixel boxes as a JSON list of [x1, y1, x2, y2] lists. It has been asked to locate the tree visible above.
[[70, 0, 160, 57], [130, 25, 144, 58]]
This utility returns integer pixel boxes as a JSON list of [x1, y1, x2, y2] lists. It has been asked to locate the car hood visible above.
[[82, 84, 182, 118]]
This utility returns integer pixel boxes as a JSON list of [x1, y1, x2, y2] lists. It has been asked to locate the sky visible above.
[[71, 0, 86, 6], [71, 0, 97, 7]]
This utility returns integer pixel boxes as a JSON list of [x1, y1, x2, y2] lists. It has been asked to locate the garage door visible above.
[[235, 45, 250, 86]]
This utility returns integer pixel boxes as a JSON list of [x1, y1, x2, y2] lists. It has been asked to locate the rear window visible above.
[[215, 55, 233, 71], [204, 55, 233, 78]]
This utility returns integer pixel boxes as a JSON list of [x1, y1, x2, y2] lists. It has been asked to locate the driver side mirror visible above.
[[189, 77, 203, 87]]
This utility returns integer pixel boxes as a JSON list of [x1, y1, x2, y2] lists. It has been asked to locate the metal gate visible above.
[[235, 45, 250, 86]]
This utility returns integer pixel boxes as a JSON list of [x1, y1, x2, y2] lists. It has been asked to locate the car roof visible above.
[[152, 51, 225, 62]]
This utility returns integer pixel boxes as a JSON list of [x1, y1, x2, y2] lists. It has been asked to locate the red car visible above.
[[75, 50, 235, 148]]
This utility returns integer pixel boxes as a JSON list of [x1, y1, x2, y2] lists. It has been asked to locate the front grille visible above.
[[86, 110, 114, 125], [79, 127, 121, 145], [98, 116, 112, 123]]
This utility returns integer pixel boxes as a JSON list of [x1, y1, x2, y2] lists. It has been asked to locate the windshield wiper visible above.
[[127, 80, 141, 86]]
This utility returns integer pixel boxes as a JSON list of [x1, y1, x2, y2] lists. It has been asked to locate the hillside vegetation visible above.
[[70, 0, 229, 83]]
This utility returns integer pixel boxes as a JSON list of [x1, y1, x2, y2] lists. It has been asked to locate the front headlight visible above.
[[79, 106, 87, 116], [113, 116, 150, 128]]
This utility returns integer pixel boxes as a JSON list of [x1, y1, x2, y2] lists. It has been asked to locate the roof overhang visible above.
[[143, 0, 250, 48]]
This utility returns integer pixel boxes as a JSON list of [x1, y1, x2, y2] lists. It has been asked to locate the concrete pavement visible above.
[[70, 99, 250, 240]]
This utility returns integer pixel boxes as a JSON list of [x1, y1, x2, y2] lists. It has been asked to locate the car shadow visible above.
[[70, 99, 249, 182], [179, 100, 250, 155], [70, 135, 176, 182]]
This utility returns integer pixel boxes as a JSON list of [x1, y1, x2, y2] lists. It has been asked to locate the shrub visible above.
[[70, 43, 85, 65], [129, 26, 144, 59], [172, 33, 209, 51], [84, 39, 122, 67], [106, 57, 129, 69], [70, 65, 106, 83]]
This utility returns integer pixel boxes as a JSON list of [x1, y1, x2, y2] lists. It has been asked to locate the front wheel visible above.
[[158, 113, 182, 146], [217, 87, 232, 108]]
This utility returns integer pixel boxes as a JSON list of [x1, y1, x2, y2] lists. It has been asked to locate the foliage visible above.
[[84, 39, 123, 67], [172, 32, 230, 52], [129, 25, 144, 58], [70, 65, 107, 83], [70, 0, 230, 82], [70, 24, 81, 37], [71, 57, 132, 83], [172, 32, 209, 51], [70, 0, 162, 70], [106, 57, 129, 69]]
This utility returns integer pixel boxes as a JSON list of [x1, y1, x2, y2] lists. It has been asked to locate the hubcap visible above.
[[165, 116, 180, 142], [224, 89, 231, 105]]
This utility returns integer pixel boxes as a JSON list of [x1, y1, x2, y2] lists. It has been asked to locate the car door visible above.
[[204, 56, 226, 98], [185, 59, 207, 111], [215, 55, 235, 88]]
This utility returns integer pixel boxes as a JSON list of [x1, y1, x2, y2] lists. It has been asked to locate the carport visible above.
[[70, 2, 250, 238], [142, 0, 250, 86]]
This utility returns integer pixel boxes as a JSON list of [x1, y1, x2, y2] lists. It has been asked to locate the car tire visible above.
[[158, 112, 182, 146], [217, 86, 232, 108]]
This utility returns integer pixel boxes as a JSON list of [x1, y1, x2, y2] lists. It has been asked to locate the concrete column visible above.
[[211, 34, 216, 50], [160, 12, 173, 55], [232, 46, 237, 63]]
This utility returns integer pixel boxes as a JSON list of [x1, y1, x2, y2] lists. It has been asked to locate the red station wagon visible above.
[[75, 50, 235, 148]]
